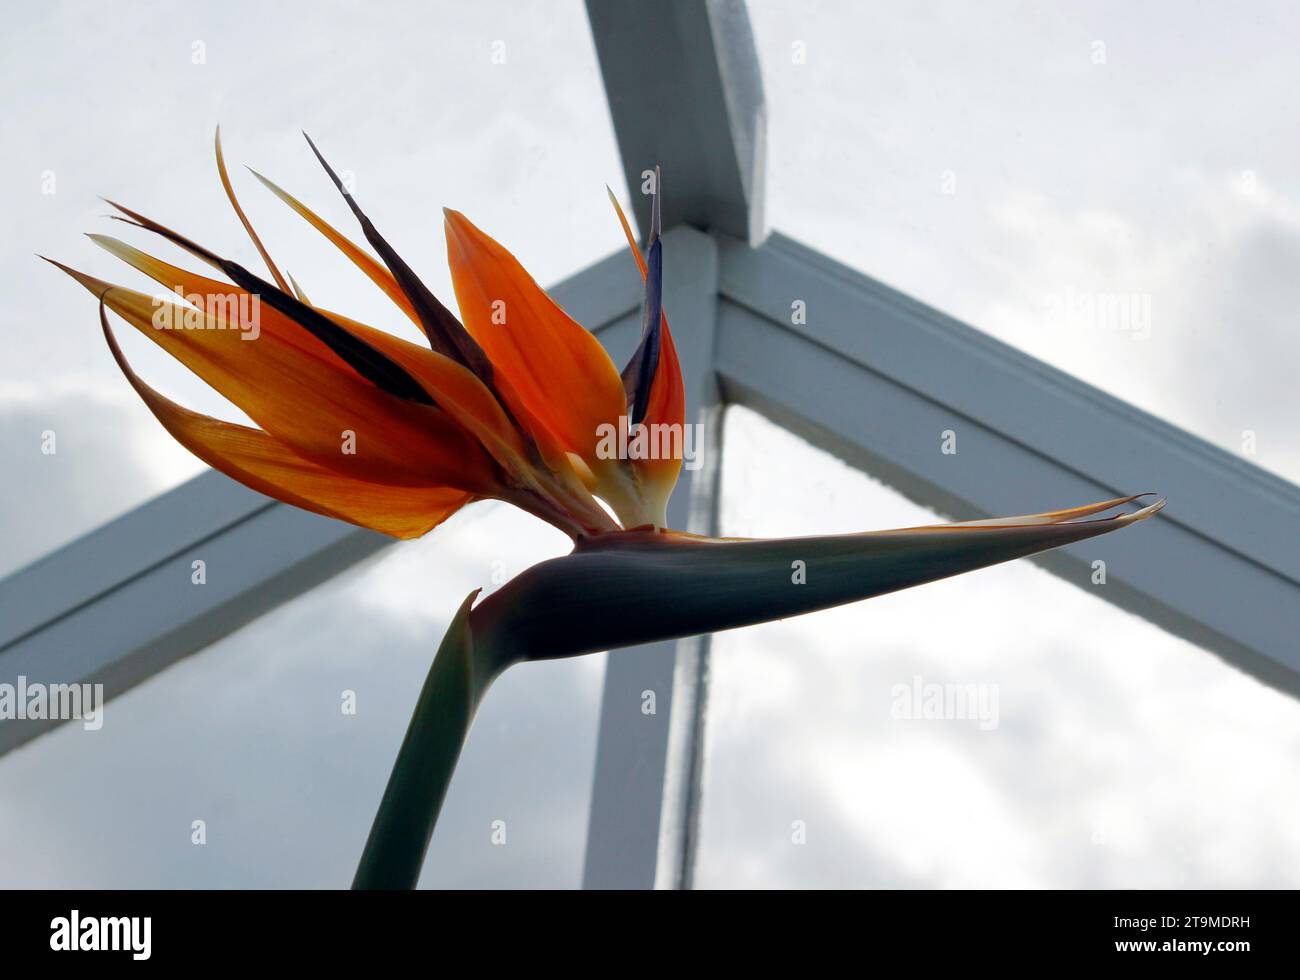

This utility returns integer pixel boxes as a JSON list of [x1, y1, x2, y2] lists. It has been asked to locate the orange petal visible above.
[[88, 233, 539, 483], [286, 271, 312, 305], [51, 257, 498, 493], [214, 127, 291, 293], [247, 168, 422, 329], [333, 308, 617, 533], [100, 305, 469, 538], [316, 306, 537, 477], [607, 185, 648, 279], [443, 209, 627, 471]]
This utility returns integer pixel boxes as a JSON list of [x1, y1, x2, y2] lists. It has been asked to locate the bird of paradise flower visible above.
[[46, 130, 1164, 889]]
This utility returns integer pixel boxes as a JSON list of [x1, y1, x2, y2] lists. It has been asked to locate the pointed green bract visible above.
[[471, 499, 1165, 662]]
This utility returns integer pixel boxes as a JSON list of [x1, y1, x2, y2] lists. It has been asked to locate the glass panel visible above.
[[749, 0, 1300, 484], [1, 0, 625, 575], [694, 407, 1300, 887], [0, 503, 602, 888]]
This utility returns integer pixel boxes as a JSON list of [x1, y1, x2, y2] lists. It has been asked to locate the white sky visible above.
[[1, 0, 1297, 887], [753, 0, 1300, 486]]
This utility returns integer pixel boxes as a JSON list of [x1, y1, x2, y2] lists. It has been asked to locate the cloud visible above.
[[0, 388, 199, 579]]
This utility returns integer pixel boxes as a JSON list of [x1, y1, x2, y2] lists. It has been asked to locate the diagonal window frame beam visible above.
[[712, 231, 1300, 701]]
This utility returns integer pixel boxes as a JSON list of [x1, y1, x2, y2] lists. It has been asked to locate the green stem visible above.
[[352, 590, 500, 890]]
